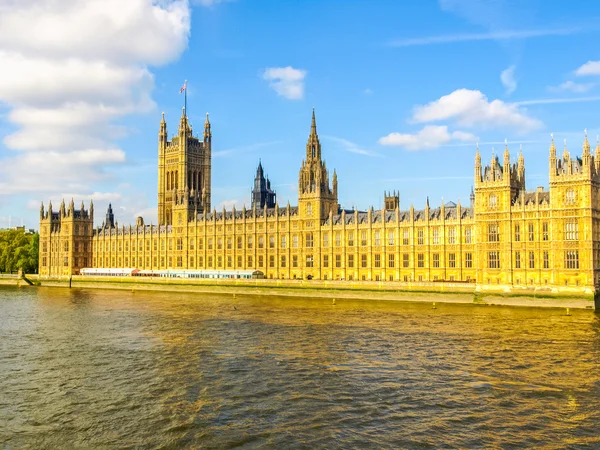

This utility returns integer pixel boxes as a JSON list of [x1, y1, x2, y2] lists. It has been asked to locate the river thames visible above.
[[1, 287, 599, 448]]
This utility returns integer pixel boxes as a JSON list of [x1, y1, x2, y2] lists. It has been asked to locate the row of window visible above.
[[489, 221, 578, 242], [488, 251, 579, 269]]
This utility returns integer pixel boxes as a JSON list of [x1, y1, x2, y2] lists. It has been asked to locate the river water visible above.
[[1, 287, 600, 449]]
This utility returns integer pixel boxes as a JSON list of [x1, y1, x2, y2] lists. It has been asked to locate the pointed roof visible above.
[[310, 107, 317, 137]]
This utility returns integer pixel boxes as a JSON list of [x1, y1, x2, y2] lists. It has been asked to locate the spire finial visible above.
[[585, 128, 588, 137], [551, 132, 554, 141]]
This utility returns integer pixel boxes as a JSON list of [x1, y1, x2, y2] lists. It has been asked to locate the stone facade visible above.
[[38, 110, 600, 294]]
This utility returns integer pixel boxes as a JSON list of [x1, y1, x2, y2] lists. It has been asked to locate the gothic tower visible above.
[[473, 142, 526, 285], [298, 109, 339, 221], [158, 108, 212, 226], [251, 161, 276, 209]]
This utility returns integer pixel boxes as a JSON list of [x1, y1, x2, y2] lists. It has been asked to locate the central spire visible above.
[[306, 108, 321, 161], [310, 107, 317, 137]]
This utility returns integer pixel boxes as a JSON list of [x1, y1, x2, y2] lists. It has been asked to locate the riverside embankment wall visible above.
[[19, 275, 597, 310]]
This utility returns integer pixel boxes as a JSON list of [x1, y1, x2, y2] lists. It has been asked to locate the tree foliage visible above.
[[0, 229, 39, 274]]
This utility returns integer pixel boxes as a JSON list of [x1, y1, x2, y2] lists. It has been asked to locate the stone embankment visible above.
[[20, 275, 597, 310]]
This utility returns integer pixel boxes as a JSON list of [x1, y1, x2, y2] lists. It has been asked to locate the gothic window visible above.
[[488, 252, 499, 269], [432, 228, 439, 245], [374, 254, 381, 268], [465, 227, 472, 244], [529, 252, 535, 269], [514, 224, 520, 242], [374, 231, 381, 246], [388, 254, 395, 268], [465, 253, 472, 268], [566, 189, 576, 204], [323, 255, 329, 268], [348, 232, 354, 247], [417, 229, 424, 245], [336, 254, 342, 268], [311, 145, 316, 158], [348, 254, 354, 268], [305, 254, 314, 268], [361, 254, 368, 268], [178, 213, 182, 225], [306, 233, 313, 248], [281, 235, 287, 249], [488, 223, 500, 242], [403, 230, 409, 245], [189, 239, 194, 250], [335, 232, 341, 247], [269, 236, 275, 249], [323, 233, 329, 247], [543, 251, 549, 269], [292, 255, 298, 268], [292, 235, 298, 248], [515, 251, 521, 269], [417, 253, 424, 268], [489, 194, 497, 209], [403, 254, 409, 268], [433, 253, 440, 268], [565, 220, 578, 240], [528, 223, 535, 241], [258, 237, 264, 249], [361, 231, 367, 246], [307, 203, 312, 216], [542, 222, 549, 241], [281, 255, 287, 268], [565, 251, 579, 269], [448, 253, 456, 268], [448, 228, 456, 244], [388, 231, 394, 246]]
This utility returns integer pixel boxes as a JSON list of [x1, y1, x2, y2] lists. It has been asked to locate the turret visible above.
[[582, 129, 591, 169], [549, 133, 557, 179], [203, 112, 211, 143], [518, 145, 525, 181], [68, 198, 75, 216], [595, 135, 600, 174], [474, 144, 482, 185], [333, 169, 338, 199], [40, 202, 44, 220], [179, 106, 188, 135], [159, 112, 167, 148], [60, 199, 66, 217]]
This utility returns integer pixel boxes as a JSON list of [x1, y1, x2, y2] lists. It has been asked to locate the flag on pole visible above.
[[179, 80, 187, 94]]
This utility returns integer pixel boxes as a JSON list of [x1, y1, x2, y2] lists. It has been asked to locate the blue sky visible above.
[[1, 0, 600, 228]]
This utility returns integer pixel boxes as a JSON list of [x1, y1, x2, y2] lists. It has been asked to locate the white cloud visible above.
[[548, 81, 596, 94], [575, 61, 600, 76], [0, 0, 191, 200], [262, 66, 307, 100], [378, 125, 477, 151], [218, 199, 245, 210], [501, 65, 517, 95], [364, 88, 373, 95], [412, 88, 542, 133]]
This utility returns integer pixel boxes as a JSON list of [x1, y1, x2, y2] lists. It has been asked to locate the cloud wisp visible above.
[[501, 65, 517, 95], [262, 66, 307, 100], [322, 136, 379, 156], [575, 61, 600, 76], [389, 27, 580, 47]]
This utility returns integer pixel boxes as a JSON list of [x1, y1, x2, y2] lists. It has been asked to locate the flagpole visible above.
[[184, 79, 187, 117]]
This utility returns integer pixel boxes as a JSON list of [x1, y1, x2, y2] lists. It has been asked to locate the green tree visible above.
[[0, 229, 39, 274]]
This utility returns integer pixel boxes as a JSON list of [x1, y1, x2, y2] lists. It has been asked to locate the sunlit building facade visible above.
[[39, 109, 600, 294]]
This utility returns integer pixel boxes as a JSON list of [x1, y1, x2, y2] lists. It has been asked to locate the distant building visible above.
[[251, 161, 276, 209], [38, 107, 600, 295]]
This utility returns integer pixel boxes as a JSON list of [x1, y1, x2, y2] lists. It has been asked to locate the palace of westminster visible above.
[[38, 106, 600, 293]]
